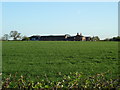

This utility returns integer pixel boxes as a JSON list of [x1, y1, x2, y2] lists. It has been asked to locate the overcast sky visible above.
[[2, 2, 118, 39]]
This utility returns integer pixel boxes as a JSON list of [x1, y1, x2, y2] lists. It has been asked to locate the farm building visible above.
[[29, 35, 69, 41], [74, 33, 86, 41], [28, 33, 92, 41], [40, 35, 70, 41]]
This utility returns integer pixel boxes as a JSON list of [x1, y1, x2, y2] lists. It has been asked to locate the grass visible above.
[[2, 41, 119, 82]]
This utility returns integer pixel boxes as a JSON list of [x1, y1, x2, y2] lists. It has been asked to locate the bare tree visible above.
[[9, 31, 21, 40]]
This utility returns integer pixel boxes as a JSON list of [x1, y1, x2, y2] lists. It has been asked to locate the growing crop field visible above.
[[2, 41, 119, 82]]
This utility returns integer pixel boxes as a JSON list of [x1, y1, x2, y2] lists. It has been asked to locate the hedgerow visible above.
[[2, 71, 120, 89]]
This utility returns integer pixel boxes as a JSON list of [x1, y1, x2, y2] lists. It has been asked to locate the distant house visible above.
[[67, 36, 75, 41], [74, 33, 86, 41], [86, 37, 92, 41], [28, 33, 92, 41]]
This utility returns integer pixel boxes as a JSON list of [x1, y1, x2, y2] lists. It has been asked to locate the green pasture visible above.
[[2, 41, 119, 81]]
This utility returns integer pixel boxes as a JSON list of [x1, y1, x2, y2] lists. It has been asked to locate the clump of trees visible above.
[[9, 31, 21, 40], [22, 36, 30, 41], [104, 36, 120, 41], [2, 31, 21, 41], [91, 36, 100, 41], [110, 36, 120, 41], [1, 31, 29, 41]]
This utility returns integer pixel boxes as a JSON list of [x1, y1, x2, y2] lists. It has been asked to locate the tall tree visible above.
[[9, 31, 21, 40]]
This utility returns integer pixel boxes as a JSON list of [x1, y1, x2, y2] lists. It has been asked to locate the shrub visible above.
[[2, 71, 120, 89]]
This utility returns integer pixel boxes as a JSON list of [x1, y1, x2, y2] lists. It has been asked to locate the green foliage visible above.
[[2, 71, 120, 89], [104, 36, 120, 41], [9, 31, 21, 40], [112, 36, 120, 41], [91, 36, 100, 41], [22, 36, 30, 41]]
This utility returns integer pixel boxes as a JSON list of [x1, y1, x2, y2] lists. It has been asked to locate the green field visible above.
[[2, 41, 119, 81]]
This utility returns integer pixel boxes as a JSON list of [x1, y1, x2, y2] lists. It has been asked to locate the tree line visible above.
[[103, 36, 120, 41], [1, 31, 119, 41]]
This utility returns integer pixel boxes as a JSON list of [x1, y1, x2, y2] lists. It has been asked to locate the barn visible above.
[[28, 33, 91, 41]]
